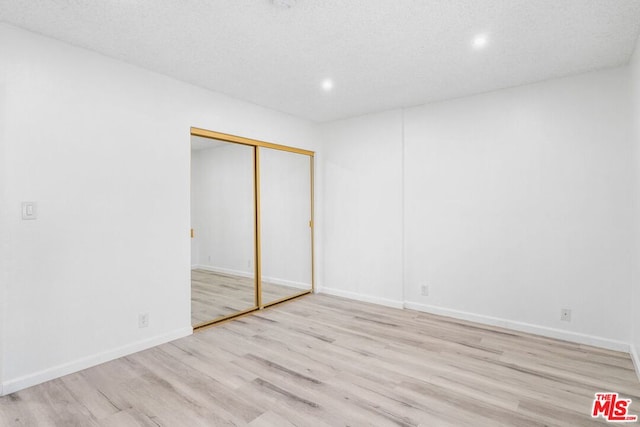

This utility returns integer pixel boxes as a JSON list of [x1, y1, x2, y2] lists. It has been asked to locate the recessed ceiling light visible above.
[[321, 79, 334, 91], [472, 34, 489, 49], [273, 0, 296, 8]]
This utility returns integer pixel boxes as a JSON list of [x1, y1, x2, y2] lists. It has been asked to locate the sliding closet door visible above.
[[190, 127, 314, 328], [259, 147, 313, 306], [190, 136, 257, 327]]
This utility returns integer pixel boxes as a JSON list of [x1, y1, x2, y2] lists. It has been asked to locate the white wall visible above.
[[404, 68, 633, 348], [631, 36, 640, 371], [191, 142, 255, 275], [0, 50, 7, 396], [320, 110, 404, 307], [0, 23, 317, 395], [320, 67, 634, 350]]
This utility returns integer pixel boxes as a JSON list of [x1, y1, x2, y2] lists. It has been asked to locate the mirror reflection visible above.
[[259, 147, 313, 305], [190, 136, 256, 326]]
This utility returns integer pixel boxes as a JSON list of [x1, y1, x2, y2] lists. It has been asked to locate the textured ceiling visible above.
[[1, 0, 640, 122]]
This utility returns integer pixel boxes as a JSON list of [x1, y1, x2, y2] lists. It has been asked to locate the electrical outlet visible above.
[[560, 308, 571, 322], [421, 285, 429, 296], [138, 313, 149, 328]]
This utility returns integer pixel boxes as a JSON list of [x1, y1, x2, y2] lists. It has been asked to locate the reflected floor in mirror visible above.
[[191, 269, 304, 325]]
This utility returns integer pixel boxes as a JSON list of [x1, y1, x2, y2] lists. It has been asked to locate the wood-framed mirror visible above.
[[190, 127, 314, 330], [259, 147, 313, 307], [190, 136, 257, 327]]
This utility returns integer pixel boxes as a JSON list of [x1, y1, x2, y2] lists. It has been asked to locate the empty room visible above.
[[1, 0, 640, 425]]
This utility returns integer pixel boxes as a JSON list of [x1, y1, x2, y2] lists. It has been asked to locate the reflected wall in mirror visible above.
[[259, 147, 313, 306], [190, 136, 256, 326]]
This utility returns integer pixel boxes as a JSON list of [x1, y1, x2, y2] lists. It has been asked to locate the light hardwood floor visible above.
[[2, 294, 639, 426], [191, 269, 306, 325]]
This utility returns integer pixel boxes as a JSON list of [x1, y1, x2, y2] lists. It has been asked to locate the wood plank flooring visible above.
[[191, 269, 305, 325], [2, 294, 639, 426]]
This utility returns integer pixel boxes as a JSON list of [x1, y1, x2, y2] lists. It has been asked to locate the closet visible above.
[[190, 127, 314, 329]]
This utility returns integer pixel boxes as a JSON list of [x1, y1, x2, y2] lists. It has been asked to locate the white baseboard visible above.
[[193, 264, 253, 279], [631, 344, 640, 383], [193, 264, 311, 290], [318, 286, 404, 309], [1, 326, 192, 396], [262, 275, 311, 291], [404, 301, 629, 352]]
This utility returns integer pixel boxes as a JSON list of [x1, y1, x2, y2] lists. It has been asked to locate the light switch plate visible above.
[[21, 202, 37, 220]]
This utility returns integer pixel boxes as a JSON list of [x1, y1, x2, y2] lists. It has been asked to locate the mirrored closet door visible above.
[[190, 136, 257, 328], [190, 128, 314, 330], [259, 148, 313, 306]]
